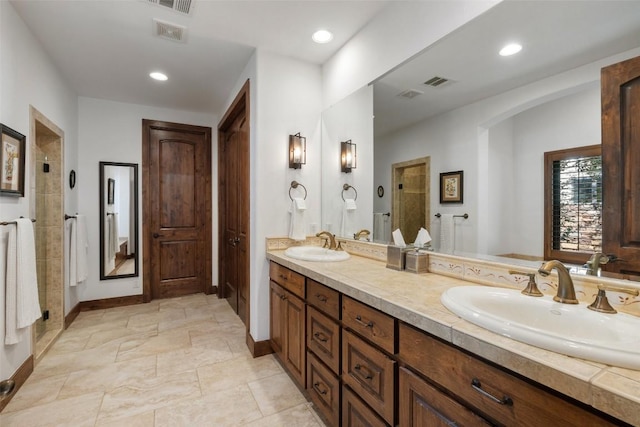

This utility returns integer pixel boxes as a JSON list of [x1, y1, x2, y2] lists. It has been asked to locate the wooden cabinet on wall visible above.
[[269, 261, 626, 427], [269, 263, 305, 388]]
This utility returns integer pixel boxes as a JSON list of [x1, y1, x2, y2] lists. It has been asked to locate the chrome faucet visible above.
[[353, 229, 371, 241], [584, 252, 610, 276], [538, 260, 579, 304], [316, 231, 337, 250]]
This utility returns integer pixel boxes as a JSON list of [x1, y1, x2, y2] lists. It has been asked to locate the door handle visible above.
[[153, 233, 164, 238], [234, 237, 240, 244], [229, 238, 236, 247]]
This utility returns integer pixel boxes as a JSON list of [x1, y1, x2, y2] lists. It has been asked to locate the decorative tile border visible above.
[[265, 236, 387, 262]]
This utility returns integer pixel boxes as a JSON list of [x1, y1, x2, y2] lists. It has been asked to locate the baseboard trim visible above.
[[0, 355, 34, 413], [246, 332, 273, 358], [65, 303, 81, 329], [79, 294, 145, 311]]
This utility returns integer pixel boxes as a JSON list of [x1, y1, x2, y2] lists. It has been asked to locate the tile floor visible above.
[[0, 293, 326, 426]]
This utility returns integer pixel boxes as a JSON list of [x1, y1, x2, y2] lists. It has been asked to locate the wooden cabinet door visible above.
[[270, 280, 285, 356], [342, 385, 388, 427], [602, 55, 640, 277], [399, 367, 490, 427], [284, 290, 306, 388]]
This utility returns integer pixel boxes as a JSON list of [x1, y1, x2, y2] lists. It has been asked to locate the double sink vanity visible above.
[[266, 238, 640, 426]]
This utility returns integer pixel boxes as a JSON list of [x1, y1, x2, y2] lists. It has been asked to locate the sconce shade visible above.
[[289, 133, 306, 169], [341, 140, 356, 173]]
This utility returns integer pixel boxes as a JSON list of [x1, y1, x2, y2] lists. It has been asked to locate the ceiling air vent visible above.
[[147, 0, 194, 15], [423, 76, 450, 87], [153, 19, 188, 43], [398, 89, 424, 99]]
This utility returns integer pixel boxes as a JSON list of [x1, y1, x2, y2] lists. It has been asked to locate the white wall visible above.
[[322, 1, 500, 108], [0, 1, 78, 382], [219, 50, 323, 343], [375, 47, 640, 255], [77, 97, 215, 302]]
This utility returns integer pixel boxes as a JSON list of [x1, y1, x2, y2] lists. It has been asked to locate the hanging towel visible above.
[[288, 198, 306, 241], [5, 218, 42, 345], [439, 214, 455, 253], [69, 215, 89, 286], [373, 213, 385, 242], [340, 199, 357, 238], [109, 213, 120, 258]]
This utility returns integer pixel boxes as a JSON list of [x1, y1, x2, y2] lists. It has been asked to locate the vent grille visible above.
[[153, 19, 188, 43], [147, 0, 194, 15], [398, 89, 424, 99], [423, 76, 450, 87]]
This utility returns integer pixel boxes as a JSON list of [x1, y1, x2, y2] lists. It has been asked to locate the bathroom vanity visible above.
[[267, 246, 639, 426]]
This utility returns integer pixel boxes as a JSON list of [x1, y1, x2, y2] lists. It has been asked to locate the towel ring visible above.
[[289, 181, 307, 201], [342, 184, 358, 201]]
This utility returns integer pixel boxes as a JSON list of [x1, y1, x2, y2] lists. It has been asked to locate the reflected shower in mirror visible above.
[[99, 161, 139, 280]]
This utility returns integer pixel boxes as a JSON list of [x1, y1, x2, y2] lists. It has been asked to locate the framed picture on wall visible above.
[[0, 124, 26, 197], [440, 170, 463, 203], [108, 178, 115, 205]]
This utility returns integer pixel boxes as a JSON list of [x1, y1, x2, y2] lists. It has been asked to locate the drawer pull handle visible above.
[[316, 294, 328, 302], [280, 274, 288, 281], [313, 382, 328, 395], [313, 332, 328, 343], [355, 315, 374, 328], [354, 364, 374, 380], [471, 378, 513, 406]]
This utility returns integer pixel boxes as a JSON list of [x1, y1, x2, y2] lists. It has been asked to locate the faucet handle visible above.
[[509, 270, 544, 297], [588, 284, 639, 314]]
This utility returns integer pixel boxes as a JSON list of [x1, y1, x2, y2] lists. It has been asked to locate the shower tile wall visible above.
[[401, 165, 426, 242]]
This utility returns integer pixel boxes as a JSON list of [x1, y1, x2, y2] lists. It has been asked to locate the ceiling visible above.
[[11, 0, 390, 115], [374, 1, 640, 137]]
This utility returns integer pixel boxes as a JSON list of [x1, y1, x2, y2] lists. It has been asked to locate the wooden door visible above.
[[218, 81, 250, 324], [142, 120, 212, 300], [602, 55, 640, 277]]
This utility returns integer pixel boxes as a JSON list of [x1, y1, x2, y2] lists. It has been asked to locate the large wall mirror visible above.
[[99, 161, 139, 280], [320, 1, 640, 279]]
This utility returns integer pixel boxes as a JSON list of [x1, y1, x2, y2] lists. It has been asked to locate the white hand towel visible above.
[[69, 219, 78, 287], [414, 227, 432, 247], [289, 198, 306, 241], [110, 213, 120, 257], [70, 215, 89, 285], [373, 213, 385, 242], [340, 200, 357, 237], [392, 228, 407, 248], [5, 219, 42, 345], [439, 214, 455, 253]]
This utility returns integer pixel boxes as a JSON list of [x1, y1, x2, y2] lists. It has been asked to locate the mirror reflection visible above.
[[99, 161, 139, 279], [320, 1, 640, 278]]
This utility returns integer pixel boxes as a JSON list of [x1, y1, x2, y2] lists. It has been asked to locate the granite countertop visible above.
[[266, 250, 640, 425]]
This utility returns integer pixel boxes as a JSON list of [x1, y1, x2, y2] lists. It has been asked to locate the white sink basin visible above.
[[441, 286, 640, 369], [284, 246, 350, 262]]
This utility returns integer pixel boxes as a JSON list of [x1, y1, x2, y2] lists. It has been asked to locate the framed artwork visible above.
[[107, 178, 115, 205], [0, 124, 26, 197], [440, 170, 463, 203]]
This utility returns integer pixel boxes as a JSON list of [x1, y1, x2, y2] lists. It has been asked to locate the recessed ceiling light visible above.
[[150, 71, 168, 81], [312, 30, 333, 44], [499, 43, 522, 57]]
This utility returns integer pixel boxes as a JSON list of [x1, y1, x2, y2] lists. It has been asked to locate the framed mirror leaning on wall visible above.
[[99, 161, 139, 280]]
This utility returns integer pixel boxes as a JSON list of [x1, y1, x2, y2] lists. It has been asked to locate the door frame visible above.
[[391, 156, 431, 238], [217, 80, 251, 318], [142, 119, 213, 302]]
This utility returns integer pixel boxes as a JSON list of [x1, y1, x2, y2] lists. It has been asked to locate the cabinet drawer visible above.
[[307, 352, 340, 427], [342, 330, 395, 425], [307, 279, 340, 320], [342, 385, 388, 427], [399, 367, 490, 426], [342, 296, 395, 354], [269, 262, 305, 298], [398, 322, 618, 427], [307, 306, 340, 374]]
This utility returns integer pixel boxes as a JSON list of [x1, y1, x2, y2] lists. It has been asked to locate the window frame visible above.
[[543, 144, 602, 265]]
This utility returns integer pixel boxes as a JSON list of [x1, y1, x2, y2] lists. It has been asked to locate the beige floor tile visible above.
[[197, 354, 283, 395], [45, 332, 90, 355], [155, 384, 263, 427], [57, 355, 157, 399], [95, 411, 155, 427], [97, 370, 201, 424], [30, 341, 120, 380], [159, 293, 209, 310], [0, 391, 104, 427], [84, 324, 158, 349], [2, 372, 67, 413], [116, 328, 192, 362], [157, 340, 235, 375], [243, 403, 325, 427], [248, 372, 307, 416], [127, 307, 185, 330]]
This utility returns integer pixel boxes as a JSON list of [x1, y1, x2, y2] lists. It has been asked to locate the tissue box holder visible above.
[[406, 251, 429, 274], [386, 246, 408, 271]]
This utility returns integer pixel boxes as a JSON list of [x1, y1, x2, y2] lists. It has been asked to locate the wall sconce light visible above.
[[341, 140, 356, 173], [289, 133, 306, 169]]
